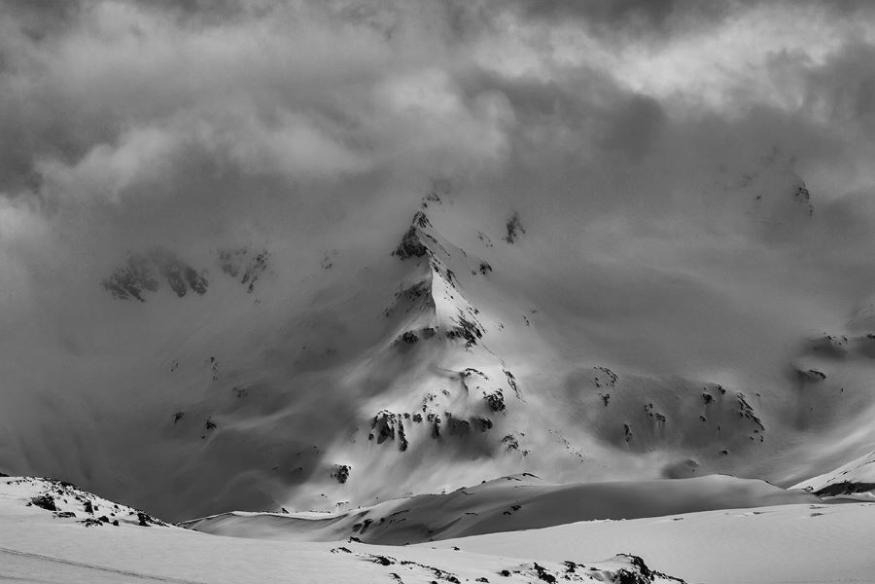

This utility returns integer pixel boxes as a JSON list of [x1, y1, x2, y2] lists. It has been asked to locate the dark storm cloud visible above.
[[514, 0, 875, 39], [1, 0, 875, 291]]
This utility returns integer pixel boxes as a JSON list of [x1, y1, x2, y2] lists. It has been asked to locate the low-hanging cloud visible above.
[[2, 0, 875, 334]]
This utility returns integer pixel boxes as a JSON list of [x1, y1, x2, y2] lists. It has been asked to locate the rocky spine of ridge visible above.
[[356, 204, 522, 459], [388, 208, 487, 347]]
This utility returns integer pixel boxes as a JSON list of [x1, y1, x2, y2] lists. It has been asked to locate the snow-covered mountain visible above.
[[5, 164, 875, 525]]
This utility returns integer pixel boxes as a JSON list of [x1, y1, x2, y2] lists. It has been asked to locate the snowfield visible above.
[[3, 475, 875, 584], [182, 474, 815, 544], [0, 476, 684, 584], [427, 501, 875, 584]]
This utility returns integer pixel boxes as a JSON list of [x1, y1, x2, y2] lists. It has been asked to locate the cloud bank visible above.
[[1, 0, 874, 369]]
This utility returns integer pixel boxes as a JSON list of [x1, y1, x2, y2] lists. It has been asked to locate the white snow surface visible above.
[[426, 502, 875, 584], [0, 476, 683, 584], [183, 474, 816, 544]]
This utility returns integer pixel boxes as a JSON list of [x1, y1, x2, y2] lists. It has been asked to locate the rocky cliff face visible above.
[[103, 247, 271, 301]]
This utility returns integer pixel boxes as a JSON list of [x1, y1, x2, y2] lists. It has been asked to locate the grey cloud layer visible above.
[[1, 0, 875, 295]]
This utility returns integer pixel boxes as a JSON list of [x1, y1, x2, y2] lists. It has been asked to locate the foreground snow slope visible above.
[[183, 474, 815, 544], [4, 475, 872, 584], [425, 501, 875, 584], [0, 476, 683, 584]]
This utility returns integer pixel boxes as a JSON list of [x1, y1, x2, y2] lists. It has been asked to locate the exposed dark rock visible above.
[[484, 390, 506, 412], [400, 331, 419, 344], [398, 422, 409, 451], [218, 247, 270, 293], [798, 368, 827, 382], [387, 280, 434, 317], [809, 334, 848, 358], [30, 494, 57, 511], [644, 403, 667, 424], [241, 251, 269, 293], [372, 411, 397, 443], [331, 464, 351, 484], [445, 314, 483, 347], [532, 562, 557, 583], [504, 212, 526, 244], [370, 411, 409, 451], [150, 249, 208, 297], [392, 227, 429, 259], [472, 417, 493, 432], [593, 366, 618, 388], [103, 249, 207, 301], [101, 254, 160, 301], [794, 183, 814, 217], [736, 393, 765, 432], [412, 211, 432, 229], [446, 414, 471, 436], [814, 481, 875, 497], [504, 370, 521, 398]]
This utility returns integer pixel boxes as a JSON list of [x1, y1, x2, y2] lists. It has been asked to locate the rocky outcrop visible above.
[[504, 212, 526, 244], [217, 247, 270, 293], [392, 226, 430, 259], [103, 246, 274, 301], [102, 249, 207, 301], [9, 476, 168, 528]]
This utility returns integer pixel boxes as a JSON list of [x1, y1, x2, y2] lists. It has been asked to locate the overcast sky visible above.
[[2, 0, 875, 322]]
